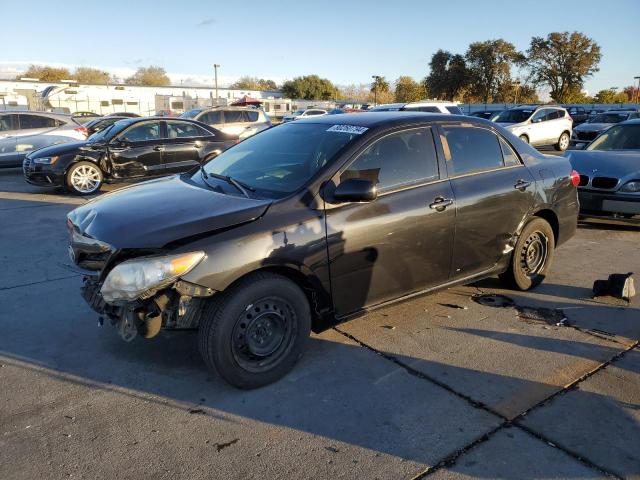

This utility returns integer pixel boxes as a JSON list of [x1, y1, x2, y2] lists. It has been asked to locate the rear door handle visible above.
[[514, 179, 531, 191], [429, 197, 454, 211]]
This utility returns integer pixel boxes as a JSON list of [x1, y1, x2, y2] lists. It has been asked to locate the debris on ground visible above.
[[471, 293, 567, 327], [380, 325, 396, 330], [438, 303, 469, 310], [592, 272, 635, 302], [325, 446, 340, 453], [212, 438, 239, 452], [188, 408, 206, 415]]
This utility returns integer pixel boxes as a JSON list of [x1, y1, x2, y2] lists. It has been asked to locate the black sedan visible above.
[[67, 113, 579, 388], [567, 119, 640, 221], [23, 117, 237, 195]]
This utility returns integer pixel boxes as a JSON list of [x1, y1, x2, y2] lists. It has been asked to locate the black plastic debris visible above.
[[438, 303, 469, 310], [472, 293, 567, 326], [593, 272, 635, 302]]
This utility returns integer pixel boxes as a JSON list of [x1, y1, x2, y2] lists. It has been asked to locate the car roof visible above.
[[291, 111, 476, 128]]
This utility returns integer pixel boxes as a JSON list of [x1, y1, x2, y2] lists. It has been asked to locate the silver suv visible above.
[[180, 107, 271, 139], [0, 111, 86, 167], [494, 106, 573, 151]]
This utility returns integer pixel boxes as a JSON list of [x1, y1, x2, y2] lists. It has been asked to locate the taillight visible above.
[[75, 126, 88, 136], [570, 170, 580, 187]]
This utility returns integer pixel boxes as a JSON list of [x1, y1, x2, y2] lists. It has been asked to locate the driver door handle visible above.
[[514, 179, 532, 191], [429, 196, 454, 211]]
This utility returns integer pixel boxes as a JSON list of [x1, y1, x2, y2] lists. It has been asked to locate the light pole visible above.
[[213, 64, 220, 104], [371, 75, 380, 106]]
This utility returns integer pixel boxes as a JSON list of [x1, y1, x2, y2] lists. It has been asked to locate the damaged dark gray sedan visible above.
[[68, 113, 579, 388]]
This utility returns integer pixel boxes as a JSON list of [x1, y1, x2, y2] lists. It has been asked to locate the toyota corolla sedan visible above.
[[566, 119, 640, 221], [23, 117, 236, 195], [67, 113, 579, 388]]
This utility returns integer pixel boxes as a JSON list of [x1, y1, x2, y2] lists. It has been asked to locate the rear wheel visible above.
[[65, 161, 103, 195], [555, 132, 570, 151], [198, 272, 311, 389], [499, 218, 555, 291]]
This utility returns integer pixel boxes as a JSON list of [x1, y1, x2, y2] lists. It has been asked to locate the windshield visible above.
[[589, 113, 629, 124], [200, 123, 364, 197], [180, 109, 202, 119], [587, 124, 640, 151], [495, 109, 533, 123]]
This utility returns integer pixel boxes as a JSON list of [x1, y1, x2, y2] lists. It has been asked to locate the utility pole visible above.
[[371, 75, 380, 106], [213, 64, 220, 105]]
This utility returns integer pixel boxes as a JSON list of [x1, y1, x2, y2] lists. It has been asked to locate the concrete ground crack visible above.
[[333, 327, 635, 479], [0, 274, 81, 291]]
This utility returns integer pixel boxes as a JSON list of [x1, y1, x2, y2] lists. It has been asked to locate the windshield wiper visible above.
[[200, 167, 255, 198]]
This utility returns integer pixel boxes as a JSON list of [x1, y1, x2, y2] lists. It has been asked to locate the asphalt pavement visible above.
[[0, 167, 638, 480]]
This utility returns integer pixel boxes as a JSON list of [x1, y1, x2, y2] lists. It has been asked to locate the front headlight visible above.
[[101, 251, 205, 303], [33, 156, 59, 164], [620, 180, 640, 193]]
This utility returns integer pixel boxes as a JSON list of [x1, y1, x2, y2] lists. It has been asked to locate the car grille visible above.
[[576, 131, 599, 141], [578, 175, 589, 186], [591, 177, 618, 189]]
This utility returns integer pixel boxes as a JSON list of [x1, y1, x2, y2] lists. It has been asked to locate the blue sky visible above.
[[2, 0, 639, 94]]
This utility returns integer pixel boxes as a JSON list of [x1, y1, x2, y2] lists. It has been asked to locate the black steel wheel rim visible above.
[[231, 296, 297, 373], [520, 231, 548, 276]]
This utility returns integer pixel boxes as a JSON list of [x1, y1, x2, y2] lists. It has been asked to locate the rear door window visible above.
[[341, 127, 439, 191], [499, 137, 521, 167], [165, 121, 210, 139], [18, 114, 57, 129], [223, 111, 244, 123], [0, 114, 15, 131], [441, 126, 504, 176]]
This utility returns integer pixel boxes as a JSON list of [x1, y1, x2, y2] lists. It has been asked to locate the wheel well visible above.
[[561, 130, 571, 137], [227, 266, 332, 330], [519, 133, 529, 142], [532, 209, 559, 245]]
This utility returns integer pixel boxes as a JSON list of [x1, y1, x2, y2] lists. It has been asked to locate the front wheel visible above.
[[198, 272, 311, 389], [65, 161, 103, 195], [519, 134, 529, 144], [555, 132, 570, 151], [499, 218, 555, 291]]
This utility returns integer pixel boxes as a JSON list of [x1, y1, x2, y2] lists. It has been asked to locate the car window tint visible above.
[[119, 122, 161, 142], [342, 128, 439, 191], [202, 111, 222, 124], [0, 115, 13, 131], [408, 106, 440, 113], [547, 110, 561, 120], [244, 111, 259, 122], [19, 114, 57, 129], [532, 110, 547, 122], [442, 126, 504, 175], [499, 137, 521, 167], [224, 111, 243, 123], [165, 121, 208, 139]]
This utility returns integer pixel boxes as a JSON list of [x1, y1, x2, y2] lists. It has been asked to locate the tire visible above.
[[65, 161, 103, 195], [198, 272, 311, 389], [499, 217, 555, 291], [555, 132, 570, 151], [519, 134, 529, 144]]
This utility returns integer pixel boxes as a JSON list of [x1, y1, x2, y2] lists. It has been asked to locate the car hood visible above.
[[28, 141, 91, 158], [67, 175, 272, 249], [574, 123, 612, 132], [566, 150, 640, 177]]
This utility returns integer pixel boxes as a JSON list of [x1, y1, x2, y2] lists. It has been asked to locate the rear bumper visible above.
[[578, 189, 640, 216]]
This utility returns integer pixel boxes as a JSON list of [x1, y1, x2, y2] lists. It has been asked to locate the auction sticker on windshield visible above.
[[327, 125, 369, 134]]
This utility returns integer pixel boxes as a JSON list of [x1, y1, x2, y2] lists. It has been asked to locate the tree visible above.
[[424, 50, 468, 101], [337, 84, 370, 101], [594, 89, 629, 104], [125, 66, 170, 86], [281, 75, 338, 100], [394, 76, 425, 103], [526, 31, 601, 103], [623, 85, 640, 103], [230, 76, 278, 90], [369, 76, 393, 103], [17, 64, 72, 82], [73, 67, 111, 84], [465, 39, 523, 104]]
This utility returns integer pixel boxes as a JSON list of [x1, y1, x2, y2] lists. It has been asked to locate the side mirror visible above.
[[334, 178, 377, 203]]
